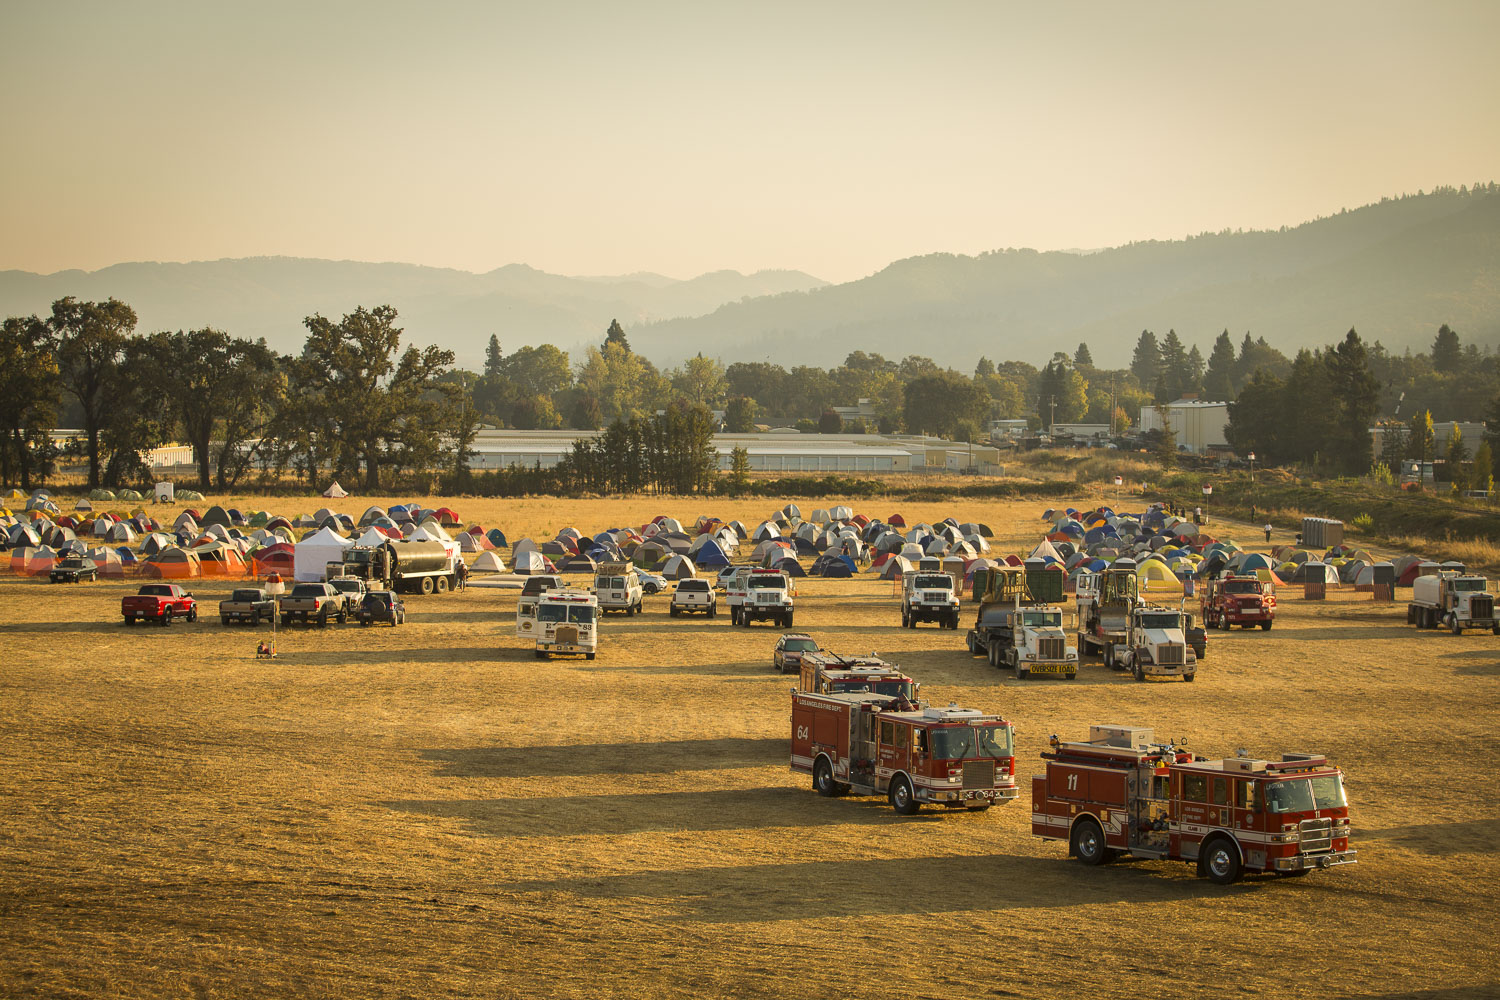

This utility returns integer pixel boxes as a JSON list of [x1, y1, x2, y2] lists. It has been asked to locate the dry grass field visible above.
[[3, 492, 1497, 999]]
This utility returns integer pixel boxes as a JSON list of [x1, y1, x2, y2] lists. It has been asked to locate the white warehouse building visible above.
[[1136, 398, 1230, 454]]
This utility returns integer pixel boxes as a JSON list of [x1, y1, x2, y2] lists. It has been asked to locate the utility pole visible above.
[[1049, 395, 1056, 435]]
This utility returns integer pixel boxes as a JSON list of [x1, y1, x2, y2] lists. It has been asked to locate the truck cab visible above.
[[730, 568, 794, 627], [593, 563, 644, 616], [901, 571, 960, 629], [516, 574, 566, 638], [327, 575, 369, 616], [534, 591, 598, 660], [1110, 605, 1197, 681], [1203, 574, 1275, 630]]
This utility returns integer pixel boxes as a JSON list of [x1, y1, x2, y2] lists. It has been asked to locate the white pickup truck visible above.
[[670, 579, 717, 617]]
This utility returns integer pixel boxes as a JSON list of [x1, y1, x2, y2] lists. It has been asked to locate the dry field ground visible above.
[[2, 493, 1497, 999]]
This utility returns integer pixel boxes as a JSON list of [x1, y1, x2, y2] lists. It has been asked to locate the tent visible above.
[[322, 481, 349, 498], [660, 554, 697, 579], [293, 526, 352, 582], [557, 553, 598, 574], [471, 550, 508, 574], [141, 547, 202, 579], [879, 556, 914, 580], [691, 539, 731, 567], [513, 550, 554, 575]]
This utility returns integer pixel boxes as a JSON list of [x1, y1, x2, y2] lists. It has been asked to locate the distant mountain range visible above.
[[2, 187, 1495, 369]]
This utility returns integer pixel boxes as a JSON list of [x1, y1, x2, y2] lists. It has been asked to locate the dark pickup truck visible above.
[[219, 588, 278, 625], [123, 584, 197, 626], [50, 557, 99, 584]]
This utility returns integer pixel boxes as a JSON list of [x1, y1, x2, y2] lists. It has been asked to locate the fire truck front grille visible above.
[[557, 625, 579, 644], [1038, 637, 1065, 660], [1300, 818, 1333, 854], [1472, 595, 1494, 619], [1157, 644, 1185, 666], [961, 760, 995, 789]]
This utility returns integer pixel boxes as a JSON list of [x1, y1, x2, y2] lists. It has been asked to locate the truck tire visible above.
[[708, 605, 717, 619], [187, 607, 197, 622], [221, 615, 230, 626], [1070, 818, 1107, 866], [1017, 666, 1030, 680], [987, 645, 999, 668], [161, 610, 172, 627], [1407, 605, 1417, 624], [1200, 836, 1243, 884], [814, 759, 839, 797], [670, 605, 679, 617], [338, 608, 348, 624], [319, 609, 329, 627], [901, 609, 909, 628], [436, 575, 449, 594], [888, 777, 920, 816], [1450, 614, 1463, 635], [586, 652, 595, 661], [125, 615, 136, 627], [420, 576, 435, 596], [1133, 662, 1145, 682], [1260, 621, 1271, 631], [1103, 644, 1115, 669], [785, 612, 793, 628]]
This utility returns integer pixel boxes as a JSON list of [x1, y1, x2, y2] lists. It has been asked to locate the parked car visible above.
[[638, 572, 668, 596], [773, 632, 820, 673], [50, 557, 98, 584], [357, 590, 406, 626], [219, 588, 277, 626]]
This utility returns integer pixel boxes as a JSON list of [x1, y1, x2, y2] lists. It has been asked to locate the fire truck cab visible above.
[[1202, 574, 1276, 630], [797, 650, 918, 701], [791, 692, 1018, 814], [1032, 724, 1355, 884], [533, 590, 598, 660]]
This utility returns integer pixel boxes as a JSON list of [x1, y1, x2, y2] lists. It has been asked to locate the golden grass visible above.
[[2, 493, 1498, 999]]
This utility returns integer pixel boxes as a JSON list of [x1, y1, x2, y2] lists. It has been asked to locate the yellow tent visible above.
[[1135, 558, 1184, 594]]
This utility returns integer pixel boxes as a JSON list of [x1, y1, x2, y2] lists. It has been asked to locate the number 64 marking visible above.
[[797, 725, 809, 740]]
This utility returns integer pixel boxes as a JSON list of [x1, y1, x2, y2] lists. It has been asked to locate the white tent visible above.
[[353, 526, 389, 547], [322, 481, 349, 498], [471, 550, 508, 574], [293, 526, 353, 582]]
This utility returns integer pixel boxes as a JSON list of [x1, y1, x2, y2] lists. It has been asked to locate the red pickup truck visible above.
[[122, 584, 198, 626]]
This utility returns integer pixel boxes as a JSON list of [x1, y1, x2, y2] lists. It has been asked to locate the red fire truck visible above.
[[1031, 725, 1355, 884], [790, 691, 1018, 814], [1201, 574, 1276, 630], [797, 650, 918, 701]]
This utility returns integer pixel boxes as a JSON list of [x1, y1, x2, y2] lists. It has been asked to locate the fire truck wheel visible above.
[[1070, 818, 1107, 865], [1260, 621, 1272, 631], [1492, 624, 1500, 636], [1201, 837, 1243, 884], [814, 759, 839, 797], [888, 777, 920, 815], [1066, 671, 1077, 680]]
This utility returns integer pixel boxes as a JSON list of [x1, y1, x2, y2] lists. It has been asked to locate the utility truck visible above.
[[1032, 724, 1355, 884], [728, 567, 795, 627], [965, 562, 1076, 679], [1408, 571, 1499, 634], [900, 570, 960, 629], [1075, 560, 1140, 660], [791, 692, 1017, 814], [334, 539, 459, 595], [1107, 604, 1198, 682]]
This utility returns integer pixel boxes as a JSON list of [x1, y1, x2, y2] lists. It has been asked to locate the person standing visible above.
[[1263, 523, 1273, 543]]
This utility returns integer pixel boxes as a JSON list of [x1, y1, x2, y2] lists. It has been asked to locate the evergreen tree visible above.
[[1432, 324, 1461, 374], [603, 318, 630, 352], [1130, 330, 1160, 388], [1203, 330, 1237, 401], [974, 356, 995, 377], [1186, 344, 1205, 395], [1445, 425, 1470, 489], [1074, 342, 1093, 367], [1408, 409, 1435, 463], [484, 334, 504, 378], [1155, 329, 1189, 402], [1325, 329, 1379, 474], [1034, 353, 1088, 426]]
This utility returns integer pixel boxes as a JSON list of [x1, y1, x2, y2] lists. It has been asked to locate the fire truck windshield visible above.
[[914, 575, 951, 590], [538, 603, 596, 624], [1224, 580, 1261, 594], [1020, 610, 1062, 627], [930, 724, 1012, 760], [1265, 774, 1345, 813]]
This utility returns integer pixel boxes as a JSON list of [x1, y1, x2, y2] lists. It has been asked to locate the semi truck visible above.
[[1032, 724, 1355, 884], [1107, 604, 1199, 682], [333, 539, 459, 595], [1407, 571, 1499, 634], [965, 562, 1076, 679]]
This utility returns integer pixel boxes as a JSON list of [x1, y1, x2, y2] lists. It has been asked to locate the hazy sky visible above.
[[3, 2, 1497, 283]]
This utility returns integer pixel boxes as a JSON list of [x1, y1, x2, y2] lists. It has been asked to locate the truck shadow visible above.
[[1435, 650, 1500, 676], [1358, 817, 1497, 854], [383, 786, 948, 838], [287, 646, 534, 665], [419, 737, 787, 777], [484, 851, 1246, 921], [571, 659, 780, 677]]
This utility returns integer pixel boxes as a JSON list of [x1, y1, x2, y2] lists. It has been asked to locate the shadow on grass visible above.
[[419, 737, 787, 778]]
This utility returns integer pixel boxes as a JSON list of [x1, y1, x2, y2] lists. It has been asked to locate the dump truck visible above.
[[334, 539, 459, 595], [1075, 560, 1140, 660], [965, 561, 1076, 679], [1408, 571, 1499, 634]]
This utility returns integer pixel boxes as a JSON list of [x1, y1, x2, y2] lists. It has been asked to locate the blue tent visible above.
[[692, 539, 731, 567], [486, 528, 508, 548], [768, 555, 806, 577]]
